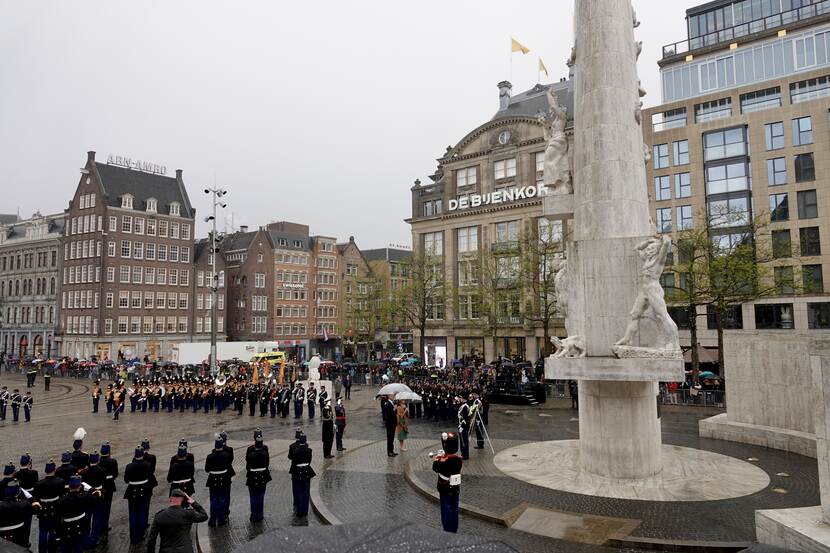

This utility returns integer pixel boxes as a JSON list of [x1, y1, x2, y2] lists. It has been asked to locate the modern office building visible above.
[[0, 212, 65, 359], [645, 0, 830, 346], [407, 80, 574, 364]]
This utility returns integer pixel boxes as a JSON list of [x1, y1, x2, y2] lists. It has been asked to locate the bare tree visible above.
[[394, 249, 446, 358]]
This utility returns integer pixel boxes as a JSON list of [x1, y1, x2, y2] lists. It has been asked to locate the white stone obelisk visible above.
[[545, 0, 684, 480]]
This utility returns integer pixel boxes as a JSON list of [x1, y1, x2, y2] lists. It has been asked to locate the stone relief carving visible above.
[[642, 143, 651, 165], [536, 88, 572, 195], [632, 9, 641, 28], [635, 41, 642, 60], [634, 100, 643, 125], [567, 44, 576, 68], [551, 335, 586, 358], [613, 235, 681, 358], [638, 80, 647, 98]]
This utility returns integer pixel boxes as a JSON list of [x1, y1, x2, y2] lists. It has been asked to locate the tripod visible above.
[[473, 408, 495, 455]]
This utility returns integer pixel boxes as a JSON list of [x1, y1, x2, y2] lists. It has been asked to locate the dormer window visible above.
[[169, 202, 180, 216], [121, 194, 134, 209], [146, 198, 158, 213]]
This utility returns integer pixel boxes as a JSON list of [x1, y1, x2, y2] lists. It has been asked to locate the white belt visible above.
[[209, 470, 227, 475], [439, 474, 460, 481], [295, 463, 309, 467], [92, 485, 103, 490], [128, 480, 148, 485], [63, 513, 85, 523], [40, 496, 59, 503], [22, 487, 33, 493], [249, 467, 266, 472], [105, 475, 114, 480], [0, 522, 24, 531], [172, 479, 191, 484]]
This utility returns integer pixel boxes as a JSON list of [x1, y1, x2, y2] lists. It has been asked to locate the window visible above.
[[134, 218, 144, 235], [792, 117, 813, 146], [157, 244, 167, 261], [653, 144, 669, 169], [705, 162, 748, 194], [764, 122, 785, 151], [790, 76, 830, 104], [655, 176, 671, 201], [695, 97, 732, 123], [740, 87, 781, 113], [146, 198, 157, 213], [672, 140, 689, 166], [118, 291, 129, 308], [651, 108, 687, 131], [769, 193, 789, 221], [800, 226, 821, 256], [797, 190, 818, 219], [677, 205, 693, 230], [147, 219, 157, 236], [455, 167, 477, 187], [495, 220, 520, 244], [145, 243, 155, 260], [169, 202, 181, 216], [493, 158, 516, 180], [106, 267, 115, 282], [107, 241, 116, 257], [158, 220, 168, 237], [767, 157, 787, 185], [169, 245, 179, 262], [675, 173, 691, 198], [704, 127, 745, 161], [708, 197, 749, 228], [132, 266, 142, 284], [122, 216, 132, 233], [171, 222, 180, 239], [772, 229, 792, 258], [423, 232, 443, 256], [120, 240, 131, 258], [119, 266, 130, 283], [121, 195, 133, 209], [255, 273, 266, 288], [795, 153, 816, 182], [656, 208, 672, 233], [705, 305, 743, 330], [422, 200, 442, 217], [774, 266, 795, 295], [808, 303, 830, 329], [804, 265, 824, 294], [457, 226, 479, 253], [118, 317, 128, 334]]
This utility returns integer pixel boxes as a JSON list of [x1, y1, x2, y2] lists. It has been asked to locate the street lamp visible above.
[[204, 187, 228, 376]]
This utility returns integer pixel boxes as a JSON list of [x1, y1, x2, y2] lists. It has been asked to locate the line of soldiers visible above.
[[90, 376, 337, 422], [0, 386, 34, 422]]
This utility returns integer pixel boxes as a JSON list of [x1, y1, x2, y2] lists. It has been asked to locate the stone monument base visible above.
[[756, 506, 830, 552], [545, 356, 684, 382], [699, 413, 817, 458]]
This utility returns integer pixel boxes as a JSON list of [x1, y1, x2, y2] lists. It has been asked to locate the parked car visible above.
[[399, 356, 422, 368], [392, 352, 416, 363]]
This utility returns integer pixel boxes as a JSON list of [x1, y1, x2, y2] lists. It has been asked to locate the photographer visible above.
[[146, 489, 207, 553]]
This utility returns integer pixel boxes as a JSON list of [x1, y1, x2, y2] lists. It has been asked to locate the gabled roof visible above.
[[491, 81, 574, 123], [267, 229, 313, 251], [220, 230, 257, 252], [362, 248, 411, 263], [93, 162, 194, 218]]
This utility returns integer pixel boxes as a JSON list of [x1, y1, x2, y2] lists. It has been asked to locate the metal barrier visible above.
[[659, 388, 725, 408]]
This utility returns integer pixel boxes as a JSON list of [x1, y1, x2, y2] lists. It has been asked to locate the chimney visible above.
[[87, 151, 96, 163], [497, 81, 512, 111], [176, 169, 182, 179], [240, 225, 249, 233]]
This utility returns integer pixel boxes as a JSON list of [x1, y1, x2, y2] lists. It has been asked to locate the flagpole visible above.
[[509, 37, 513, 83]]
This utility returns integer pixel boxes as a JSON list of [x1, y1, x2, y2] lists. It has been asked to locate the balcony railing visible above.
[[662, 0, 830, 59], [491, 240, 519, 253]]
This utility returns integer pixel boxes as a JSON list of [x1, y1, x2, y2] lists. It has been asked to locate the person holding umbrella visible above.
[[381, 396, 397, 457], [395, 400, 410, 452]]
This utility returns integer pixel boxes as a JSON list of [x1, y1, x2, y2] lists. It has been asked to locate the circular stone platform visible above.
[[493, 440, 770, 502]]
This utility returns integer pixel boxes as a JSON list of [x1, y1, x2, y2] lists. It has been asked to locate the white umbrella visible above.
[[395, 391, 422, 402], [376, 383, 412, 397]]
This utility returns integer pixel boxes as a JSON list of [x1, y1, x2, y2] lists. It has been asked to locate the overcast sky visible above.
[[0, 0, 687, 247]]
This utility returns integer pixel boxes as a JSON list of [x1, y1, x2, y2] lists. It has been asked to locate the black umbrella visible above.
[[235, 517, 517, 553]]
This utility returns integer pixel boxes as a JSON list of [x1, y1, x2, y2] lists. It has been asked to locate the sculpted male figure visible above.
[[615, 235, 679, 351], [537, 88, 572, 195]]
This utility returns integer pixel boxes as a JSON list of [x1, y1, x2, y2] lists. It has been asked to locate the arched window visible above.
[[50, 277, 56, 295], [14, 280, 20, 295], [49, 306, 54, 324]]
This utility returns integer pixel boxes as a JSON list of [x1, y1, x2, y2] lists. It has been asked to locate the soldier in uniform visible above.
[[288, 432, 315, 522], [218, 431, 234, 521], [292, 383, 305, 419], [306, 382, 317, 419], [70, 431, 89, 471], [244, 429, 271, 522], [457, 395, 473, 460], [91, 381, 101, 413], [169, 439, 195, 465], [258, 386, 268, 417], [43, 371, 51, 391], [146, 489, 208, 553], [334, 398, 347, 452], [10, 388, 21, 421], [17, 453, 38, 542], [56, 475, 99, 553], [1, 462, 16, 495], [204, 436, 232, 526], [33, 460, 64, 553], [124, 447, 155, 544], [431, 431, 463, 533], [278, 384, 291, 418], [105, 385, 114, 414], [23, 391, 33, 422], [321, 400, 335, 459], [166, 445, 195, 498], [0, 479, 37, 548], [247, 385, 258, 416], [98, 443, 118, 540], [318, 385, 328, 414], [268, 386, 278, 418], [0, 385, 9, 420], [55, 453, 77, 489], [82, 451, 107, 547]]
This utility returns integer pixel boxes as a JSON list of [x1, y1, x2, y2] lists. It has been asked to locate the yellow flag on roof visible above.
[[539, 57, 548, 77], [511, 37, 530, 54]]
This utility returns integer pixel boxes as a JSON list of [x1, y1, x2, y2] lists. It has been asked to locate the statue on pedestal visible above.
[[551, 258, 585, 358], [613, 235, 681, 358], [307, 354, 321, 382], [537, 88, 572, 195]]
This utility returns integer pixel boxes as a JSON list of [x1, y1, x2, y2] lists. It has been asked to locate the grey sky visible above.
[[0, 0, 687, 247]]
